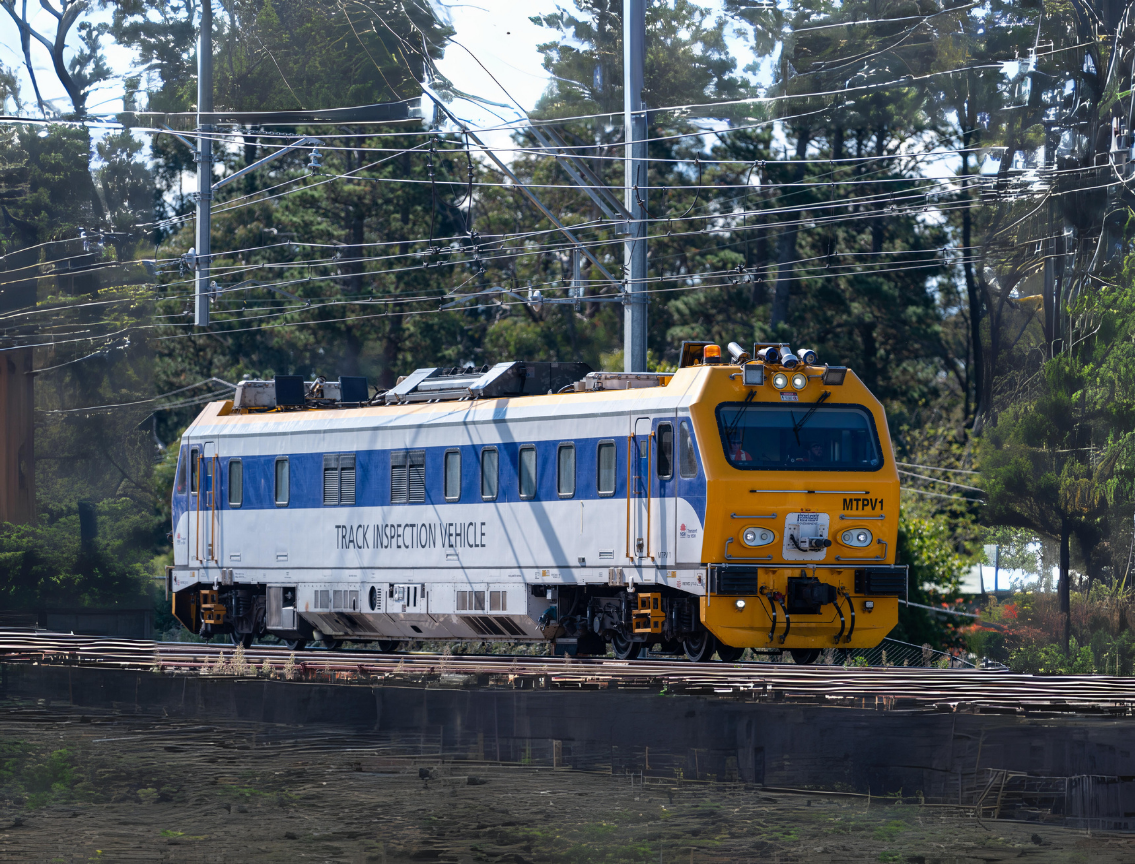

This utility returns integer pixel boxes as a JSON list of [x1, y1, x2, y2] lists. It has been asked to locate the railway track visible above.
[[3, 629, 1135, 713]]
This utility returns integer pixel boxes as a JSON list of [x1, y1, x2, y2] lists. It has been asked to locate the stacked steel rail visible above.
[[3, 630, 1135, 713]]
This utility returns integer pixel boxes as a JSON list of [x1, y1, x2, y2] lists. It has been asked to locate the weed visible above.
[[872, 820, 907, 842]]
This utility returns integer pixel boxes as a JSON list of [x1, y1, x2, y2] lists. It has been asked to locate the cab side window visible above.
[[656, 423, 673, 479], [679, 421, 698, 478], [176, 448, 187, 495], [190, 447, 200, 493]]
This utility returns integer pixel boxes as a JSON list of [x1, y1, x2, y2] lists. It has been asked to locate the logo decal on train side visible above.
[[335, 521, 488, 551], [842, 497, 884, 512]]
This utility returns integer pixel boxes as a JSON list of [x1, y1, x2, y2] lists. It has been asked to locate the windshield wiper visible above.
[[790, 390, 831, 445], [725, 390, 756, 450]]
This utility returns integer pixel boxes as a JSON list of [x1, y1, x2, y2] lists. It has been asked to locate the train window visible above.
[[474, 590, 485, 611], [391, 450, 426, 503], [190, 447, 200, 493], [176, 448, 187, 495], [716, 403, 882, 471], [679, 421, 698, 478], [557, 444, 575, 498], [228, 459, 243, 507], [323, 454, 357, 505], [656, 423, 673, 479], [597, 441, 616, 496], [444, 450, 461, 501], [480, 448, 498, 500], [519, 445, 537, 499], [489, 590, 507, 611], [275, 458, 290, 506]]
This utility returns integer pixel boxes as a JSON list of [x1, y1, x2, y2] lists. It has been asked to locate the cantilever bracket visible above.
[[212, 136, 324, 192]]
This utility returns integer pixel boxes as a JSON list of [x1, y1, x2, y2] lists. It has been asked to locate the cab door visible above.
[[188, 441, 217, 566], [654, 417, 678, 566], [631, 417, 652, 560]]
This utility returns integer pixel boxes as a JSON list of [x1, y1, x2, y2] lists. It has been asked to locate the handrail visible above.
[[839, 514, 885, 521], [646, 431, 654, 561], [724, 538, 773, 561], [625, 435, 633, 561], [731, 512, 776, 519], [835, 539, 888, 562]]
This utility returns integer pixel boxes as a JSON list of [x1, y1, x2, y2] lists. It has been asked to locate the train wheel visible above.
[[286, 639, 308, 651], [683, 631, 717, 662], [610, 634, 640, 661], [716, 643, 745, 663], [790, 649, 821, 665], [321, 637, 342, 651], [230, 632, 253, 649], [376, 640, 402, 653]]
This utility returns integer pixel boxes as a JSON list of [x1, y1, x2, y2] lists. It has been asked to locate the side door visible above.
[[189, 441, 217, 566], [654, 416, 678, 567], [631, 417, 652, 560]]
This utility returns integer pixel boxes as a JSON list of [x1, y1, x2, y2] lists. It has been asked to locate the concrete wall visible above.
[[3, 661, 1135, 828]]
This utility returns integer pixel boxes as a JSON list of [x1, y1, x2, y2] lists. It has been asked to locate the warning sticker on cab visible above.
[[779, 392, 799, 401]]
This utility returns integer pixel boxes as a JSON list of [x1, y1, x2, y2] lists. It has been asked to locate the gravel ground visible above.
[[1, 704, 1133, 863]]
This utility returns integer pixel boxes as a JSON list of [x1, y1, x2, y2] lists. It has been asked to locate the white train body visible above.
[[170, 366, 708, 648]]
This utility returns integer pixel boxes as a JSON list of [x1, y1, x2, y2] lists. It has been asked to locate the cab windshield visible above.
[[715, 403, 882, 471]]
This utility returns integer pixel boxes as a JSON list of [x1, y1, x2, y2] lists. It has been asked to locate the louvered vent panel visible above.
[[324, 460, 335, 508], [340, 454, 356, 505], [390, 451, 408, 502], [408, 450, 426, 503]]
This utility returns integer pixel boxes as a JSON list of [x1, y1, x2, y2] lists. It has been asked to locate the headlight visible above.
[[735, 599, 746, 610], [742, 527, 775, 547], [772, 372, 789, 389], [791, 372, 808, 390], [841, 528, 873, 547]]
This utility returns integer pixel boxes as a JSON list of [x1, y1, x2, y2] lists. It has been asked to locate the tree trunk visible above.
[[1059, 519, 1071, 652]]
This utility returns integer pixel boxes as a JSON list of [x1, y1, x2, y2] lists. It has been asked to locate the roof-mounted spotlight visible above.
[[822, 366, 848, 385], [727, 342, 751, 364], [798, 348, 818, 365], [742, 362, 764, 386], [781, 353, 800, 370], [756, 346, 780, 365]]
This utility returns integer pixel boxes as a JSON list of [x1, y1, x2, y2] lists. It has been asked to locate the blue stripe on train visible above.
[[173, 423, 708, 527]]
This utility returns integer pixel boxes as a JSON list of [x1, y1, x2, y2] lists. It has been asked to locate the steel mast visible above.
[[623, 0, 647, 372]]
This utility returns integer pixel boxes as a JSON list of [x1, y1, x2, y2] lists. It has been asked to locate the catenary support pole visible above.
[[194, 0, 213, 327], [623, 0, 647, 373]]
